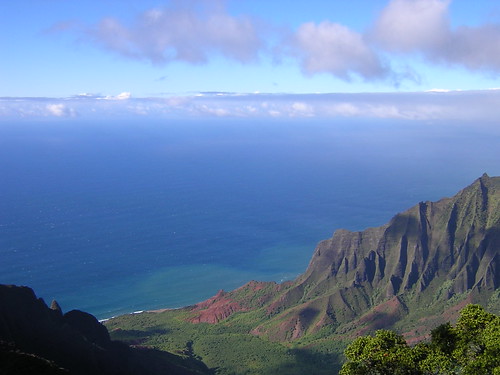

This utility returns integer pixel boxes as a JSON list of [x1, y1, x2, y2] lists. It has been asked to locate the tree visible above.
[[339, 304, 499, 375], [453, 304, 500, 375], [340, 330, 420, 375]]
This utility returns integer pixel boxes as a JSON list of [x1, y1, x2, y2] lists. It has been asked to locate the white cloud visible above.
[[114, 92, 131, 100], [47, 104, 65, 116], [100, 92, 132, 100], [3, 90, 500, 122], [76, 93, 97, 98], [196, 105, 230, 117], [443, 24, 500, 71], [290, 101, 314, 117], [53, 0, 500, 85], [372, 0, 450, 52], [372, 0, 500, 74], [46, 103, 76, 117], [86, 1, 263, 65], [292, 21, 388, 80], [326, 102, 362, 117], [268, 109, 281, 117], [426, 88, 452, 93]]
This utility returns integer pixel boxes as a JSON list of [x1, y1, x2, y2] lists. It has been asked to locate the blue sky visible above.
[[2, 0, 500, 120]]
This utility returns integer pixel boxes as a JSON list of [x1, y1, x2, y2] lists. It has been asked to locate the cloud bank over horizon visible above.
[[3, 89, 500, 122], [61, 0, 500, 84]]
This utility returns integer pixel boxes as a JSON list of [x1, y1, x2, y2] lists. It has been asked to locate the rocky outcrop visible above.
[[0, 285, 211, 375], [64, 310, 111, 348], [300, 174, 499, 296]]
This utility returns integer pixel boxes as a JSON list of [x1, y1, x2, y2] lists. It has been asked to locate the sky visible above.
[[2, 0, 500, 120]]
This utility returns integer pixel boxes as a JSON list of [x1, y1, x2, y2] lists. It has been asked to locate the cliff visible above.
[[0, 285, 211, 375], [185, 174, 500, 341]]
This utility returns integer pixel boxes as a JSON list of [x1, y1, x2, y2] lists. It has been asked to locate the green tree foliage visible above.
[[340, 304, 500, 375], [340, 330, 420, 375]]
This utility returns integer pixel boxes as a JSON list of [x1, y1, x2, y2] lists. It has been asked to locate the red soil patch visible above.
[[186, 290, 247, 324]]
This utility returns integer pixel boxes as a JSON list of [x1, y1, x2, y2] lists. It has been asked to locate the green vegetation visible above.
[[106, 308, 346, 375], [340, 304, 500, 375], [107, 304, 499, 375]]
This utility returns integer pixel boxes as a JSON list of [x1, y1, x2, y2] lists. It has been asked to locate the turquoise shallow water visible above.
[[1, 119, 499, 319]]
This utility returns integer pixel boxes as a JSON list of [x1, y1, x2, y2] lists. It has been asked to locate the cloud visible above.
[[290, 101, 314, 117], [46, 104, 66, 116], [325, 102, 362, 117], [66, 1, 397, 83], [74, 93, 100, 98], [85, 1, 263, 65], [442, 24, 500, 71], [103, 92, 131, 100], [372, 0, 450, 52], [372, 0, 500, 73], [3, 90, 500, 122], [196, 105, 231, 117], [53, 0, 500, 84], [426, 88, 453, 93], [291, 21, 389, 81], [46, 104, 77, 117]]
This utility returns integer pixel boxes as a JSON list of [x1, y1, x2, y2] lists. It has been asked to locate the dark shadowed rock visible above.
[[0, 340, 69, 375], [64, 310, 110, 347], [0, 285, 211, 375]]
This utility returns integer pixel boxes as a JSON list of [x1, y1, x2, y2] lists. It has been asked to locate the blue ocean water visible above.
[[1, 119, 499, 319]]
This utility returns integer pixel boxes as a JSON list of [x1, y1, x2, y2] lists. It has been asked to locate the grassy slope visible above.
[[106, 308, 345, 375], [105, 287, 500, 375]]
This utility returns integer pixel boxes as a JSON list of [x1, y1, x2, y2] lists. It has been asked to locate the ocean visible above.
[[1, 118, 499, 319]]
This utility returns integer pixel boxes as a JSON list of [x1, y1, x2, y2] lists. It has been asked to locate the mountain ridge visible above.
[[182, 174, 500, 341]]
